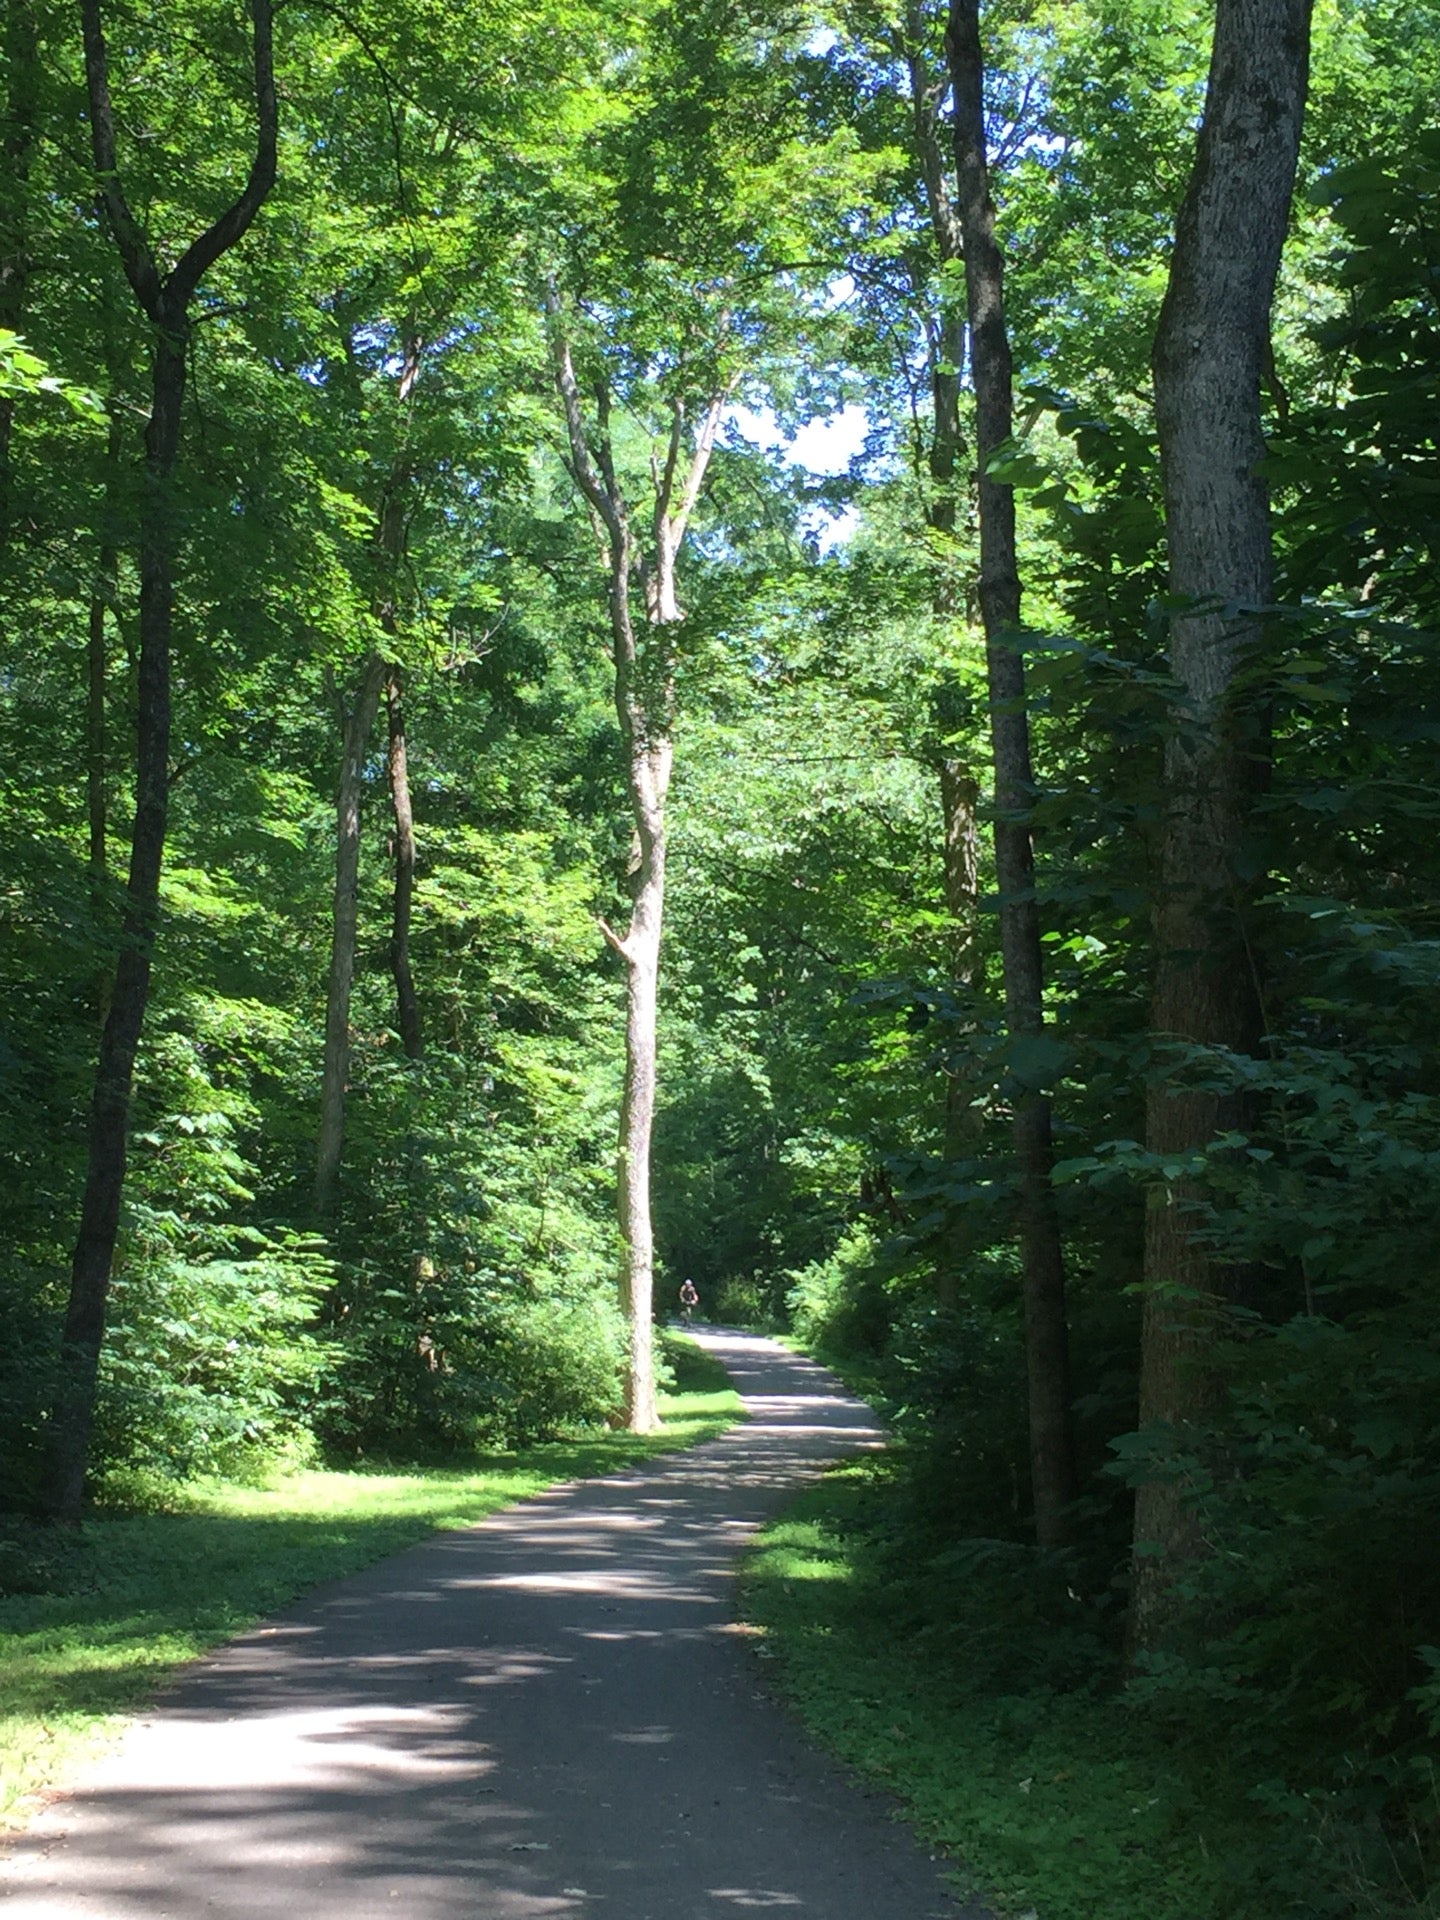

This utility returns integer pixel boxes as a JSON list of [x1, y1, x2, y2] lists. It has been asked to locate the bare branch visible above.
[[81, 0, 277, 325], [79, 0, 162, 319], [598, 916, 631, 958], [669, 384, 730, 545], [543, 278, 621, 535]]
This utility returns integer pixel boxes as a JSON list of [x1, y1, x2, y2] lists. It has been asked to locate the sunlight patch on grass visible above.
[[0, 1344, 740, 1831]]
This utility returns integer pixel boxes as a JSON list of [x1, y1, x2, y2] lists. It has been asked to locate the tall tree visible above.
[[1131, 0, 1313, 1649], [314, 648, 387, 1218], [546, 283, 727, 1432], [314, 331, 423, 1212], [947, 0, 1077, 1547], [40, 0, 277, 1522]]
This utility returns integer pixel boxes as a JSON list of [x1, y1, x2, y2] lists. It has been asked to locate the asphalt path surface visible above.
[[3, 1331, 982, 1920]]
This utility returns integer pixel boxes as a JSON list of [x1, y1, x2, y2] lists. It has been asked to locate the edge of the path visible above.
[[0, 1333, 742, 1839]]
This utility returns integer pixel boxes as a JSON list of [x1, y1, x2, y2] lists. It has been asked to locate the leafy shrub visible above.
[[92, 1230, 332, 1485], [786, 1224, 894, 1356]]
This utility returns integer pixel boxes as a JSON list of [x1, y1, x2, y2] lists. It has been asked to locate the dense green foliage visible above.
[[2, 0, 1439, 1908]]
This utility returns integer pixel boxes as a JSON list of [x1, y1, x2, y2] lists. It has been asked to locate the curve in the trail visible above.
[[2, 1331, 984, 1920]]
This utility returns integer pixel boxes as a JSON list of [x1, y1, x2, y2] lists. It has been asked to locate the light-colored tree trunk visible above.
[[1131, 0, 1312, 1655], [947, 0, 1077, 1549], [546, 282, 725, 1433]]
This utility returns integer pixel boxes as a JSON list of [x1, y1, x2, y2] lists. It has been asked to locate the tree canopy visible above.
[[3, 0, 1439, 1907]]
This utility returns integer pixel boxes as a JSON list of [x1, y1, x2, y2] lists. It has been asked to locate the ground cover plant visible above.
[[744, 1456, 1421, 1920], [0, 1337, 739, 1829], [5, 0, 1440, 1908]]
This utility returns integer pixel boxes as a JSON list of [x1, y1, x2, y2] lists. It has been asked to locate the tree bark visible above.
[[1131, 0, 1312, 1654], [315, 648, 386, 1218], [900, 11, 986, 1304], [947, 0, 1077, 1548], [546, 283, 725, 1433], [902, 0, 967, 550], [386, 662, 422, 1058], [315, 332, 421, 1190], [87, 422, 119, 891], [41, 0, 277, 1523], [936, 756, 980, 1305]]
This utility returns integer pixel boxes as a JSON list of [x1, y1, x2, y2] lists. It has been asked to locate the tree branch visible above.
[[543, 278, 622, 537], [80, 0, 277, 325], [598, 916, 631, 959]]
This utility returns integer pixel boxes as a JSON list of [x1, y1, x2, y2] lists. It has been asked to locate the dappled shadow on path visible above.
[[1, 1334, 973, 1920]]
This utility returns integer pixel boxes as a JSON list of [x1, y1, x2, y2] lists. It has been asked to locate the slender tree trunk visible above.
[[948, 0, 1077, 1548], [385, 662, 422, 1058], [902, 16, 984, 1301], [546, 284, 725, 1433], [936, 756, 980, 1305], [1131, 0, 1312, 1655], [40, 0, 276, 1522], [315, 649, 386, 1218], [44, 334, 184, 1522], [903, 0, 967, 553], [0, 0, 38, 547], [314, 332, 420, 1197], [612, 658, 671, 1434], [86, 419, 120, 890]]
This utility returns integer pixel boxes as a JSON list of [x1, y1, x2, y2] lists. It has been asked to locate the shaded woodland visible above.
[[2, 0, 1439, 1906]]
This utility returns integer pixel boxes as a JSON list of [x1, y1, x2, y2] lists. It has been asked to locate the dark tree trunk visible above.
[[1131, 0, 1312, 1654], [40, 0, 276, 1523], [315, 649, 387, 1218], [900, 12, 983, 1304], [937, 756, 980, 1305], [0, 0, 39, 547], [947, 0, 1077, 1548], [385, 663, 422, 1058], [902, 0, 967, 551], [87, 407, 123, 904]]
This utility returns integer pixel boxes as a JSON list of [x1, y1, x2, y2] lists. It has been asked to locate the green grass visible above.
[[742, 1461, 1287, 1920], [0, 1336, 741, 1829]]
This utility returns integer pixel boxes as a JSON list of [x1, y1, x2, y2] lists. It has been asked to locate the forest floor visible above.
[[0, 1333, 978, 1920], [0, 1337, 739, 1833]]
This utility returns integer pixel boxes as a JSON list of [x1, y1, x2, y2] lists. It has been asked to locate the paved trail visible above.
[[3, 1332, 980, 1920]]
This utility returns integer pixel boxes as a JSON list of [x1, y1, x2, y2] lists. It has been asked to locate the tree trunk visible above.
[[1131, 0, 1312, 1655], [386, 662, 422, 1058], [947, 0, 1077, 1548], [613, 723, 670, 1434], [87, 404, 123, 913], [937, 756, 980, 1305], [546, 285, 725, 1433], [902, 0, 967, 552], [901, 13, 985, 1303], [40, 0, 276, 1524], [43, 333, 184, 1522], [315, 648, 386, 1218]]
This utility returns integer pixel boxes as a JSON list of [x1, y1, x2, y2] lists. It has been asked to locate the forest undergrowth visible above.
[[744, 1327, 1440, 1920], [0, 1335, 739, 1832]]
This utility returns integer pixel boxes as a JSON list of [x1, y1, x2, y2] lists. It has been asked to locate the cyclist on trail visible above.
[[679, 1278, 699, 1324]]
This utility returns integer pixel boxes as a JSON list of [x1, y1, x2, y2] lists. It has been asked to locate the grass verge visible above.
[[0, 1333, 740, 1831], [742, 1458, 1286, 1920]]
